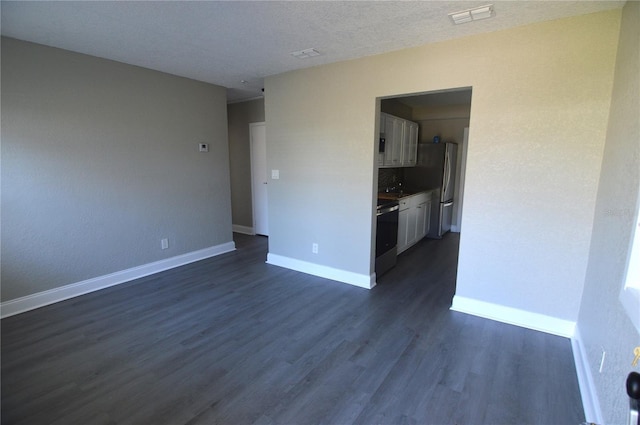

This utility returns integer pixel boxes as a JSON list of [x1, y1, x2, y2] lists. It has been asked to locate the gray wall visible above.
[[577, 2, 640, 423], [1, 38, 233, 302], [227, 99, 265, 229]]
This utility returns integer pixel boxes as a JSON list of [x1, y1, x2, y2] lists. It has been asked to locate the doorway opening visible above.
[[374, 87, 472, 280]]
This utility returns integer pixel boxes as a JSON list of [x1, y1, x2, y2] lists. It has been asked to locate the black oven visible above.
[[375, 200, 399, 276]]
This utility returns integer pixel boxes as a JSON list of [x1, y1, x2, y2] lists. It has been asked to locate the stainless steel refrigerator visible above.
[[404, 142, 457, 238]]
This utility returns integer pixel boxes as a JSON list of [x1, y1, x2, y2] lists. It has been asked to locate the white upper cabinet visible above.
[[382, 114, 402, 167], [402, 121, 418, 167], [379, 113, 418, 168]]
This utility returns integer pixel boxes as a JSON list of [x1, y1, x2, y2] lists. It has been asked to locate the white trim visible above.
[[450, 295, 576, 338], [452, 126, 469, 234], [266, 253, 376, 289], [571, 325, 604, 425], [0, 241, 236, 319], [232, 224, 255, 235]]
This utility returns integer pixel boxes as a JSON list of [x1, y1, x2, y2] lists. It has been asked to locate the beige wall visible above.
[[265, 10, 620, 318], [1, 38, 232, 301], [227, 98, 265, 229], [577, 1, 640, 423], [416, 118, 469, 145], [380, 99, 412, 120], [412, 104, 470, 148]]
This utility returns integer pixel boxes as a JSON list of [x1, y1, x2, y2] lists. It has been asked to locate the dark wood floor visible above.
[[1, 233, 584, 425]]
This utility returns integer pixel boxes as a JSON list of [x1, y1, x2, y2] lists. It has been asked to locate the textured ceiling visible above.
[[0, 1, 625, 103]]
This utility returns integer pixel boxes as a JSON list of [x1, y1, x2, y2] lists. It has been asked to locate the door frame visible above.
[[249, 121, 268, 236], [451, 127, 469, 233]]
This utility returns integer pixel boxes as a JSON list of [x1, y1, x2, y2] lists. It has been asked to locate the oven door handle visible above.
[[377, 204, 400, 216]]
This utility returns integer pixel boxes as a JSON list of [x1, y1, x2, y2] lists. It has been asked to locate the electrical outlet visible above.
[[312, 243, 318, 254], [271, 169, 280, 180], [161, 238, 169, 250]]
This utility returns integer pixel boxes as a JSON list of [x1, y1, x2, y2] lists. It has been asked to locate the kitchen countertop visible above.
[[377, 189, 435, 201], [378, 192, 410, 201]]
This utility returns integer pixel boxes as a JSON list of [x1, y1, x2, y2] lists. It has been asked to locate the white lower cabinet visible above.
[[397, 191, 432, 254], [416, 200, 431, 240]]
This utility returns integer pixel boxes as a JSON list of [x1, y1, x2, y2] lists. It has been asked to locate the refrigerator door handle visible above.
[[443, 149, 450, 198], [443, 201, 454, 207]]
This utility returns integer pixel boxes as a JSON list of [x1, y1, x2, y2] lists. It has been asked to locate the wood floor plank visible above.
[[1, 233, 585, 425]]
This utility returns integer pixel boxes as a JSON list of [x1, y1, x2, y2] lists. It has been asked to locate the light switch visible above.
[[199, 143, 209, 152], [271, 170, 280, 179]]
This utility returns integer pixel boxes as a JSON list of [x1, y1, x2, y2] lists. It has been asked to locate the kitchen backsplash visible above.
[[378, 168, 404, 192]]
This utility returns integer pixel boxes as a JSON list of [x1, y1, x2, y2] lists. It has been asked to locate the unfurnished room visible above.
[[1, 1, 639, 424]]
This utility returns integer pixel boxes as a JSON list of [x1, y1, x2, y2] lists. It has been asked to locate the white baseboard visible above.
[[571, 325, 604, 425], [266, 253, 376, 290], [450, 296, 602, 423], [450, 295, 576, 338], [232, 224, 255, 235], [1, 241, 236, 319]]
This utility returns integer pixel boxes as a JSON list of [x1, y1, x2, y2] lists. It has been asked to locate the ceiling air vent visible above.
[[449, 4, 494, 25], [290, 48, 321, 59]]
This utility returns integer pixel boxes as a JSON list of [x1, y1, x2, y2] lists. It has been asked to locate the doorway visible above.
[[378, 87, 471, 233], [250, 122, 268, 236], [374, 87, 472, 278]]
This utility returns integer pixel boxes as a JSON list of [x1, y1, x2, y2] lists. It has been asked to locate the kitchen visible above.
[[375, 88, 471, 277]]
